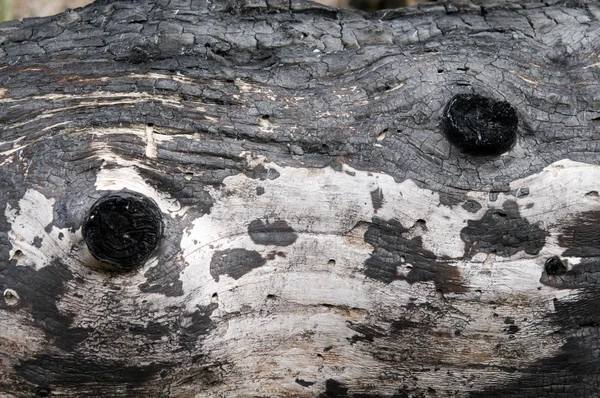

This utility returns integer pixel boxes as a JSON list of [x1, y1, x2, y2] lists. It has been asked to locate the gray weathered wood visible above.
[[1, 0, 600, 396]]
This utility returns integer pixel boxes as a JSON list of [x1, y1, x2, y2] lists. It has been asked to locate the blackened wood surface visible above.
[[1, 0, 600, 397]]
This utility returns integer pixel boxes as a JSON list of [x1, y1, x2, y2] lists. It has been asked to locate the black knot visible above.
[[442, 94, 518, 156], [545, 256, 567, 276], [83, 192, 163, 270]]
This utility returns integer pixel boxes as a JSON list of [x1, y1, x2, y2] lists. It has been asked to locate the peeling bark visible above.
[[1, 0, 600, 397]]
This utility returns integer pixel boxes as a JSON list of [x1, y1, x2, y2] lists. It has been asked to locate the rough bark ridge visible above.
[[1, 0, 600, 397]]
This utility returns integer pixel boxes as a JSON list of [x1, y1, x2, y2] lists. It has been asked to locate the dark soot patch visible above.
[[319, 379, 349, 398], [16, 354, 162, 390], [471, 261, 600, 397], [0, 258, 90, 352], [209, 249, 266, 282], [461, 201, 547, 258], [318, 379, 398, 397], [442, 94, 518, 156], [370, 188, 385, 212], [178, 303, 218, 351], [462, 200, 482, 213], [83, 191, 164, 270], [296, 378, 316, 387], [248, 219, 297, 246], [245, 164, 280, 180], [136, 166, 215, 213], [138, 218, 184, 297], [439, 192, 465, 207], [364, 218, 467, 293], [32, 236, 43, 248], [138, 256, 184, 297], [128, 321, 171, 341], [346, 321, 386, 344], [559, 210, 600, 258]]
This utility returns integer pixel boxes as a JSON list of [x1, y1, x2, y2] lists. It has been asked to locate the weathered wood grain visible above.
[[1, 0, 600, 397]]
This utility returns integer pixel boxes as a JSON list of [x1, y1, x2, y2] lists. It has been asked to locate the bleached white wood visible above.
[[5, 154, 600, 396], [175, 158, 591, 396], [5, 189, 76, 271]]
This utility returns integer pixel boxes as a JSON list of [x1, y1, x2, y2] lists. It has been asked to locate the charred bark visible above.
[[1, 0, 600, 396]]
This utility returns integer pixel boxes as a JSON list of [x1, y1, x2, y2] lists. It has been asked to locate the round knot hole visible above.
[[83, 192, 163, 270]]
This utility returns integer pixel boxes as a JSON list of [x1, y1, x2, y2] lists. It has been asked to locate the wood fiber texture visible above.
[[0, 0, 600, 397]]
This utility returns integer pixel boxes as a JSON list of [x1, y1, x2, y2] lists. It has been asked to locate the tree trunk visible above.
[[1, 0, 600, 396]]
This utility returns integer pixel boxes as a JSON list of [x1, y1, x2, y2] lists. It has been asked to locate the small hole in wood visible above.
[[36, 387, 51, 397], [13, 250, 23, 258], [261, 115, 270, 120], [184, 172, 194, 181], [327, 259, 336, 266], [3, 288, 19, 306], [377, 129, 387, 141], [437, 69, 444, 73], [147, 123, 154, 127]]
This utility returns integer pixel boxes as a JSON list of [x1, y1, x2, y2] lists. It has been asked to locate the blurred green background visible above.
[[0, 0, 420, 22], [0, 0, 12, 22]]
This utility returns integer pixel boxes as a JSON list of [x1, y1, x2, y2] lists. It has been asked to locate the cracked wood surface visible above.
[[1, 0, 600, 397]]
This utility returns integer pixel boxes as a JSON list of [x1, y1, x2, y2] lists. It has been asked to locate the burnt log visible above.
[[1, 0, 600, 396]]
